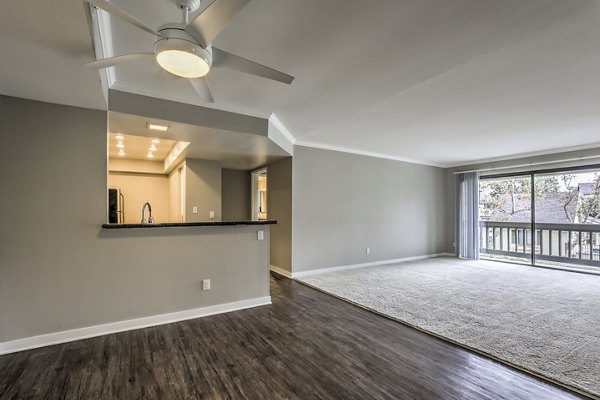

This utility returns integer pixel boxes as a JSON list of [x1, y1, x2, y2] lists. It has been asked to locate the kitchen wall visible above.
[[222, 169, 250, 221], [186, 158, 222, 222], [168, 164, 184, 223], [108, 172, 170, 224], [291, 146, 446, 272], [109, 159, 249, 224], [267, 158, 293, 273], [0, 96, 270, 345]]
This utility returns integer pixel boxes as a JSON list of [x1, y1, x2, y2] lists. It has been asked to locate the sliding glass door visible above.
[[479, 166, 600, 272], [479, 175, 532, 265], [534, 170, 600, 271]]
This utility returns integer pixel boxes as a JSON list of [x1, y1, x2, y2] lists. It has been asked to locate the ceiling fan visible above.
[[86, 0, 294, 102]]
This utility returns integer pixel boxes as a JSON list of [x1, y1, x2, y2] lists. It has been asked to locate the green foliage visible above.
[[534, 176, 560, 197], [480, 173, 600, 224], [576, 173, 600, 223], [578, 195, 600, 222], [480, 176, 560, 216]]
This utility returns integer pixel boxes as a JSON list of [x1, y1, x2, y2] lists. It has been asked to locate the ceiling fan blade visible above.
[[85, 53, 155, 69], [189, 76, 215, 103], [212, 47, 294, 84], [185, 0, 249, 47], [87, 0, 160, 37]]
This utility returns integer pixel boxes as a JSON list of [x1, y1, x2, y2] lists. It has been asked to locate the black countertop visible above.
[[102, 220, 277, 229]]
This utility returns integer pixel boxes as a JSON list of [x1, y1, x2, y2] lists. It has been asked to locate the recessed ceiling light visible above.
[[118, 150, 125, 156], [150, 145, 157, 151], [147, 123, 169, 132], [151, 139, 160, 144], [115, 134, 124, 140], [147, 153, 155, 158], [116, 143, 125, 148]]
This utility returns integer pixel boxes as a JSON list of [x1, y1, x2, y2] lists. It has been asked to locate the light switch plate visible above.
[[257, 230, 264, 240], [192, 206, 198, 214], [209, 211, 215, 219], [202, 279, 211, 290]]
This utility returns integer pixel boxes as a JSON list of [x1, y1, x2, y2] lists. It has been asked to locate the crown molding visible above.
[[294, 140, 445, 168], [269, 114, 296, 144], [445, 142, 600, 169]]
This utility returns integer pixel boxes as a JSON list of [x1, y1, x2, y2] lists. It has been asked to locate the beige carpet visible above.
[[298, 257, 600, 399]]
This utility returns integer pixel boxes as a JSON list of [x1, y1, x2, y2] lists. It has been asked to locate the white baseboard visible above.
[[0, 296, 271, 356], [270, 264, 293, 279], [292, 253, 451, 278]]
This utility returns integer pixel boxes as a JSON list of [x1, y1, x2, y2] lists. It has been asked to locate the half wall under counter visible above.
[[2, 219, 275, 352]]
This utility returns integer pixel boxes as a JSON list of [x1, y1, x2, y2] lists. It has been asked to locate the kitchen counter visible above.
[[102, 220, 277, 229]]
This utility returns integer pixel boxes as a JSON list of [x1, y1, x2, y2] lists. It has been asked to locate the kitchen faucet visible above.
[[141, 202, 154, 224]]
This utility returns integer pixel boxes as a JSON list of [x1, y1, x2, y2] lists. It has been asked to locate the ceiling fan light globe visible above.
[[154, 37, 212, 78], [157, 50, 209, 78]]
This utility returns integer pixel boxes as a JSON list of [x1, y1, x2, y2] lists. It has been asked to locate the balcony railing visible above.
[[479, 221, 600, 268]]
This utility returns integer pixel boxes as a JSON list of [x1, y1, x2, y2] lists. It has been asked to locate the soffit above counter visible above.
[[108, 89, 268, 137]]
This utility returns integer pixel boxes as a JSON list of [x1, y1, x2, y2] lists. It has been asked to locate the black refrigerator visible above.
[[108, 189, 125, 224]]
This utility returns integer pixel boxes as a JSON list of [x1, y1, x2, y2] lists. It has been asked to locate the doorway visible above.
[[251, 168, 267, 221]]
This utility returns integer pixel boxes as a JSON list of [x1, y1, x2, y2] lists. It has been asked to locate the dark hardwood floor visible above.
[[0, 273, 586, 399]]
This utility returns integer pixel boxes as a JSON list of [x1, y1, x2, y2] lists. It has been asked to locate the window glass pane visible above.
[[479, 175, 532, 265], [534, 170, 600, 273]]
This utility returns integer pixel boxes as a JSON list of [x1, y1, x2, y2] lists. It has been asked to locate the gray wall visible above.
[[292, 146, 446, 272], [221, 169, 250, 221], [267, 158, 293, 272], [186, 158, 222, 222], [444, 147, 600, 254], [0, 96, 270, 342]]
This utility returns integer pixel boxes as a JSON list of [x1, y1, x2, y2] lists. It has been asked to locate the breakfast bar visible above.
[[102, 220, 277, 229]]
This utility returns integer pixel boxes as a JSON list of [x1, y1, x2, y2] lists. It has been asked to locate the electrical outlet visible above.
[[366, 247, 371, 255], [209, 211, 215, 219], [257, 230, 264, 240], [192, 206, 198, 214], [202, 279, 211, 291]]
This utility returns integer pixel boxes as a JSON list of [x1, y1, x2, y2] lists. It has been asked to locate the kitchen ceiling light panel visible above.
[[147, 123, 169, 131]]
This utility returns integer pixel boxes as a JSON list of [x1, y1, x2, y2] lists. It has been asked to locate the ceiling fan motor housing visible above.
[[154, 26, 213, 67]]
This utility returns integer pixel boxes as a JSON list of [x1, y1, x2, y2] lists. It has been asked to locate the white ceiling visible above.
[[108, 132, 177, 161], [3, 0, 600, 166], [0, 1, 106, 109], [109, 112, 289, 170]]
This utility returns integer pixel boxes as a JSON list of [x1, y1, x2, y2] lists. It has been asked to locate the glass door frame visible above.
[[480, 163, 600, 274]]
